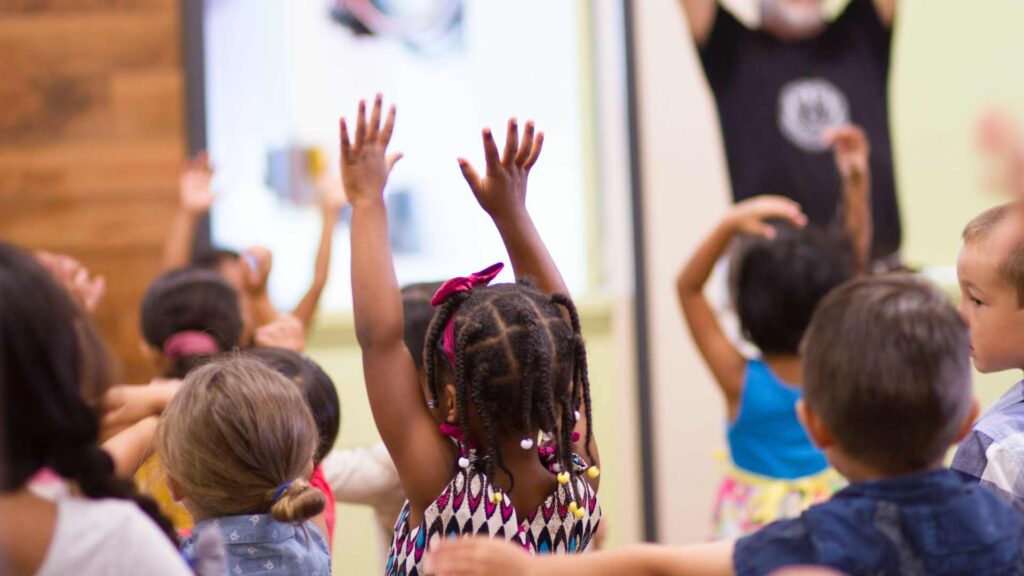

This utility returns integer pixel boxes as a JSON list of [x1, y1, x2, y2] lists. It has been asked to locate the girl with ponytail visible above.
[[158, 355, 331, 575], [0, 241, 191, 576]]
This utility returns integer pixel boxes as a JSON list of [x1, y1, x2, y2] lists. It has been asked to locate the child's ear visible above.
[[444, 383, 458, 424], [953, 398, 981, 445], [796, 400, 833, 449]]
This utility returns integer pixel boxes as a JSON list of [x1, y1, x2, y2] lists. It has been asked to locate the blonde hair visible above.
[[157, 355, 325, 523]]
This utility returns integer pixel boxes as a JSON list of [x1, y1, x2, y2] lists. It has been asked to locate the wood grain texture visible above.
[[0, 3, 186, 381]]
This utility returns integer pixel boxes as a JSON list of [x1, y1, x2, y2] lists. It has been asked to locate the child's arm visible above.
[[292, 175, 347, 327], [824, 124, 873, 275], [242, 246, 280, 329], [676, 197, 807, 409], [99, 382, 181, 442], [344, 95, 456, 510], [163, 152, 213, 271], [426, 538, 735, 576], [458, 119, 565, 296], [254, 314, 306, 353], [102, 416, 160, 477], [458, 120, 600, 481]]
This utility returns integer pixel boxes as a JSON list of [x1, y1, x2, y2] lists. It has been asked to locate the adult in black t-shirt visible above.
[[681, 0, 900, 261]]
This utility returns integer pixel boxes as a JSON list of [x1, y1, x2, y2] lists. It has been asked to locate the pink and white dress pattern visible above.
[[385, 453, 600, 576]]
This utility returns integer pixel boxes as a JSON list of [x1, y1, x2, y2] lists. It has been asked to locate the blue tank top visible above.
[[727, 360, 828, 479]]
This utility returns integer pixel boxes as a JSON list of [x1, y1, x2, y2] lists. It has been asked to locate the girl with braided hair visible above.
[[343, 95, 601, 576], [0, 241, 192, 576]]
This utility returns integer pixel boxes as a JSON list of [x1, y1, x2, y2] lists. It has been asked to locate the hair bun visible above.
[[269, 479, 325, 523]]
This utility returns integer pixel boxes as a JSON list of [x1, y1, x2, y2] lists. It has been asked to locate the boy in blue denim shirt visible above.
[[426, 275, 1024, 576], [951, 202, 1024, 514]]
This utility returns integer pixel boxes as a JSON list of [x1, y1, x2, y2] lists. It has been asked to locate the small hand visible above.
[[424, 537, 531, 576], [180, 151, 214, 215], [339, 94, 403, 207], [254, 314, 306, 353], [823, 124, 870, 184], [725, 196, 807, 239], [100, 383, 178, 440], [458, 118, 544, 223], [35, 251, 107, 315], [976, 110, 1024, 197], [242, 246, 273, 296], [318, 169, 349, 214]]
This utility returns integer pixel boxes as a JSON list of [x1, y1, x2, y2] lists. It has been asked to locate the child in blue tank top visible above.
[[675, 125, 873, 539]]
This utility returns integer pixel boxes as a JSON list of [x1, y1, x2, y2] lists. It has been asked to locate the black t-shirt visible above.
[[699, 0, 900, 259]]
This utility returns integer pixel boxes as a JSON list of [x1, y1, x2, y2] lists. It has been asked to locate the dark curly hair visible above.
[[732, 222, 854, 355], [0, 241, 178, 545], [424, 280, 593, 498], [140, 267, 243, 379]]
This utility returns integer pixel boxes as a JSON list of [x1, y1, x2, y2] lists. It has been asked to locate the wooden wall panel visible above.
[[0, 0, 185, 382]]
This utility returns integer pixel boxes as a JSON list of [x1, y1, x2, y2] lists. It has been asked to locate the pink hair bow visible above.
[[431, 263, 504, 365]]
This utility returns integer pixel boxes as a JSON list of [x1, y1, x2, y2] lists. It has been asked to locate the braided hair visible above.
[[424, 280, 594, 497], [0, 242, 178, 545]]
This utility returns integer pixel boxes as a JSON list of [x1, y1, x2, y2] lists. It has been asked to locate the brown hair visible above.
[[157, 355, 325, 523], [802, 275, 973, 474], [963, 202, 1024, 306]]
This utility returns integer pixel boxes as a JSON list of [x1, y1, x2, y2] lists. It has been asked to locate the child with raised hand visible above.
[[676, 125, 872, 539], [343, 95, 600, 575], [164, 150, 348, 337], [951, 202, 1024, 513], [158, 356, 331, 575], [428, 275, 1024, 576]]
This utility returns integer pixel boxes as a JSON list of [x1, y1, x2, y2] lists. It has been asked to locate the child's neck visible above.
[[834, 455, 945, 484], [490, 436, 560, 517], [763, 353, 803, 386]]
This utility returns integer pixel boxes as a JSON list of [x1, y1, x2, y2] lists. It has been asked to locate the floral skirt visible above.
[[711, 455, 844, 540]]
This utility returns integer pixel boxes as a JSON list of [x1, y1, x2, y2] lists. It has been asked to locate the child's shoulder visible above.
[[973, 379, 1024, 439]]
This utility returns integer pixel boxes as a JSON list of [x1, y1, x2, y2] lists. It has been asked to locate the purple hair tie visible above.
[[163, 331, 219, 363], [431, 263, 504, 365], [272, 481, 293, 502]]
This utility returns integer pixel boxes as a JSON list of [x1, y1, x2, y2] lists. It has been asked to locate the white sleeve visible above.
[[320, 442, 405, 506], [113, 504, 194, 575]]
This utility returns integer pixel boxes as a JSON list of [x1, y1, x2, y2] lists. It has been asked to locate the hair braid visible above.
[[552, 294, 596, 465], [424, 294, 466, 405]]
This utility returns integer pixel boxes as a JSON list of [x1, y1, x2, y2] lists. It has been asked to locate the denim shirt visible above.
[[734, 469, 1024, 576], [182, 514, 330, 576]]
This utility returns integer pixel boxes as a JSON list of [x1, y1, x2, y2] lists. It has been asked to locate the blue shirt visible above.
[[734, 469, 1024, 576], [727, 360, 828, 479], [952, 379, 1024, 515], [182, 514, 330, 576]]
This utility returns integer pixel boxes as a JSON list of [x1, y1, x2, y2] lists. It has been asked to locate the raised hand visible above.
[[339, 94, 403, 207], [318, 169, 349, 214], [823, 124, 870, 184], [35, 251, 106, 315], [725, 196, 808, 239], [179, 151, 214, 215], [976, 110, 1024, 197], [242, 246, 273, 296], [458, 118, 544, 223], [254, 314, 306, 353]]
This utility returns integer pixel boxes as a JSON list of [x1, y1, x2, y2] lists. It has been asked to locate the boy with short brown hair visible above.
[[952, 202, 1024, 513]]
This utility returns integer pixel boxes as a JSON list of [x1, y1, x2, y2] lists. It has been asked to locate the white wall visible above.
[[633, 0, 734, 544]]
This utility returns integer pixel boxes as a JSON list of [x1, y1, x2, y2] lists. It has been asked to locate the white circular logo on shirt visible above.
[[777, 78, 850, 152]]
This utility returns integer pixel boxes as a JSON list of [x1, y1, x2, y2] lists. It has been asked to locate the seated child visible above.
[[675, 125, 871, 538], [160, 356, 331, 575], [426, 275, 1024, 576], [343, 95, 600, 575], [952, 202, 1024, 513], [247, 347, 341, 544], [133, 266, 245, 532], [165, 151, 347, 341]]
